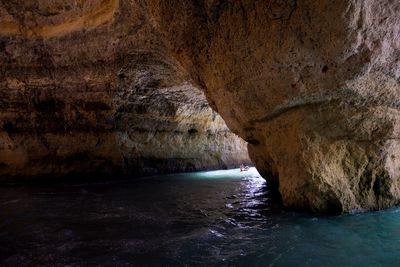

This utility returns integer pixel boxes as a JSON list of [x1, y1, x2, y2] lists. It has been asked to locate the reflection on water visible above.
[[1, 168, 400, 266]]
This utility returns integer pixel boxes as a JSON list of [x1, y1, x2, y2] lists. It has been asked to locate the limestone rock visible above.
[[1, 0, 400, 213], [147, 0, 400, 212], [0, 0, 250, 181]]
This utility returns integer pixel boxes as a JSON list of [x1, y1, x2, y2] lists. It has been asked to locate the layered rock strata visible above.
[[0, 0, 250, 181], [1, 0, 400, 213], [146, 0, 400, 212]]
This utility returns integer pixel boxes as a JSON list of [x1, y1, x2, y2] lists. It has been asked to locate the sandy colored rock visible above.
[[1, 0, 400, 213], [146, 0, 400, 212], [0, 0, 250, 181]]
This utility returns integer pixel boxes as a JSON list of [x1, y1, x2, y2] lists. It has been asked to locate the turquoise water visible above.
[[1, 168, 400, 266]]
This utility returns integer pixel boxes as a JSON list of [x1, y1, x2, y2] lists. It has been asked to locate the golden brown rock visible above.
[[0, 0, 250, 181], [146, 0, 400, 212], [1, 0, 400, 213]]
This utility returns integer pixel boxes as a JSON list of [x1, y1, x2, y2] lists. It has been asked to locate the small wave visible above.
[[349, 208, 369, 214], [209, 229, 224, 238]]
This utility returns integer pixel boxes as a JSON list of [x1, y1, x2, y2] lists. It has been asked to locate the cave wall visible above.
[[145, 0, 400, 212], [1, 0, 399, 213], [0, 0, 250, 180], [114, 51, 250, 175]]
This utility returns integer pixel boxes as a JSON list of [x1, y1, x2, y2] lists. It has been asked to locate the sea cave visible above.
[[1, 0, 400, 266]]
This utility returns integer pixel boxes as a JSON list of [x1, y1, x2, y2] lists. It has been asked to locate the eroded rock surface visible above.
[[0, 0, 250, 181], [146, 0, 400, 212], [114, 51, 250, 175], [1, 0, 399, 213]]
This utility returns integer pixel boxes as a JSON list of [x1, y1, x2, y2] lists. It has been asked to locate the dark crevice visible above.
[[188, 128, 198, 135]]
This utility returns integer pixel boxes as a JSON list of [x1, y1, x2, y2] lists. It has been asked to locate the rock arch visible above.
[[145, 0, 400, 212], [1, 0, 399, 213]]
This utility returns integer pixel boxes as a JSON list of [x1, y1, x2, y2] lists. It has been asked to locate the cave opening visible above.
[[112, 50, 253, 178], [2, 0, 400, 265]]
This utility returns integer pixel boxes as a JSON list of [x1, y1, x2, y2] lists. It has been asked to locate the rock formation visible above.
[[146, 0, 400, 213], [0, 0, 250, 181], [114, 51, 250, 175], [1, 0, 399, 213]]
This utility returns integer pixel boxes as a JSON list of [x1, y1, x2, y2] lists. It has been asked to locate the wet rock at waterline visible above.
[[1, 0, 400, 213], [147, 0, 400, 212], [0, 0, 250, 180]]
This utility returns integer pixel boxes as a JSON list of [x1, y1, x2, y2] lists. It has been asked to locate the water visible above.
[[1, 168, 400, 266]]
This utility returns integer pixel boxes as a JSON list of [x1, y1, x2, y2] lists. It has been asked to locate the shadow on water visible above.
[[2, 168, 400, 266], [0, 168, 286, 266]]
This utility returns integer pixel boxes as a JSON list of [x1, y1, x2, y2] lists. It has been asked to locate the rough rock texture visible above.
[[114, 52, 250, 175], [0, 0, 250, 181], [146, 0, 400, 213], [1, 0, 400, 213]]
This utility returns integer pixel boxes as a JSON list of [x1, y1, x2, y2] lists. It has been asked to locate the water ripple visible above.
[[1, 168, 399, 266]]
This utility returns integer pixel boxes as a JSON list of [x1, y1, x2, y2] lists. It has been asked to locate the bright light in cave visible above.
[[190, 167, 262, 180]]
